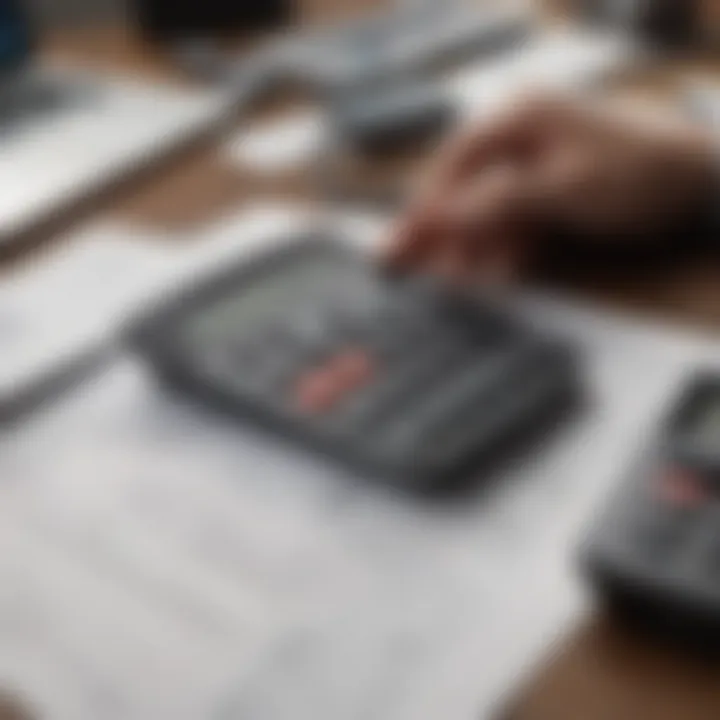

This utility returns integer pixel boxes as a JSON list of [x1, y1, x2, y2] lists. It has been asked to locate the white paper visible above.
[[0, 205, 718, 719], [0, 224, 176, 406], [226, 111, 326, 174]]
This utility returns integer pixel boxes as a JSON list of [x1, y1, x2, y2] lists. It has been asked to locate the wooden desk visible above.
[[25, 16, 720, 720]]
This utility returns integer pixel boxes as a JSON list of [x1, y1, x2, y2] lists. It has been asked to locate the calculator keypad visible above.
[[148, 240, 578, 488], [336, 337, 478, 427], [613, 465, 712, 568], [293, 348, 376, 414], [207, 287, 523, 460]]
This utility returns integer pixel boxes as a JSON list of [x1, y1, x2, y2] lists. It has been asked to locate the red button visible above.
[[294, 366, 344, 414], [293, 349, 375, 414], [657, 468, 707, 508], [332, 349, 375, 392]]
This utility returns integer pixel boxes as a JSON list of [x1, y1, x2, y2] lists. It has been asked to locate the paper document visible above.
[[0, 225, 178, 414], [0, 206, 718, 719]]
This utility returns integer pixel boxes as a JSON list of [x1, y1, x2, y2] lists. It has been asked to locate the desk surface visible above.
[[23, 13, 720, 720]]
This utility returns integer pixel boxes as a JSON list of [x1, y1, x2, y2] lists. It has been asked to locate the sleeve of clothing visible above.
[[681, 85, 720, 243]]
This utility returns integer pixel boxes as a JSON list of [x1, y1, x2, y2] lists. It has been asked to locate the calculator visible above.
[[583, 374, 720, 648], [129, 237, 581, 492]]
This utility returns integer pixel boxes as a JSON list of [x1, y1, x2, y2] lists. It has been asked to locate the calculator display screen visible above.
[[185, 255, 367, 345]]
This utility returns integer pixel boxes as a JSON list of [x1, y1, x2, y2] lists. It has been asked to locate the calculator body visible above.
[[583, 374, 720, 648], [129, 237, 580, 492]]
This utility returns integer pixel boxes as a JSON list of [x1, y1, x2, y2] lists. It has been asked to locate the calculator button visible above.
[[294, 349, 376, 414], [225, 339, 263, 371], [374, 322, 465, 359], [657, 468, 707, 509], [210, 347, 273, 391], [635, 471, 703, 557], [335, 340, 475, 431], [227, 346, 299, 391], [335, 309, 424, 351], [422, 354, 511, 428], [294, 365, 344, 414], [291, 310, 338, 349], [387, 350, 517, 448], [332, 348, 376, 390], [227, 326, 291, 366]]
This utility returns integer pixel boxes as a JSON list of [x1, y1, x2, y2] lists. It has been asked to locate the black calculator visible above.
[[583, 374, 720, 648], [129, 236, 580, 492]]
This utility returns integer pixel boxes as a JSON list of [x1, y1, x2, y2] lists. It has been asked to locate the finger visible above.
[[414, 94, 567, 202], [448, 164, 536, 279], [475, 238, 528, 284], [529, 143, 608, 233], [385, 95, 571, 274], [430, 245, 467, 284], [410, 201, 471, 280], [391, 115, 545, 275], [383, 197, 447, 270]]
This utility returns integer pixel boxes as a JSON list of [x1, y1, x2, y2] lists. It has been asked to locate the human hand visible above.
[[385, 94, 717, 282]]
